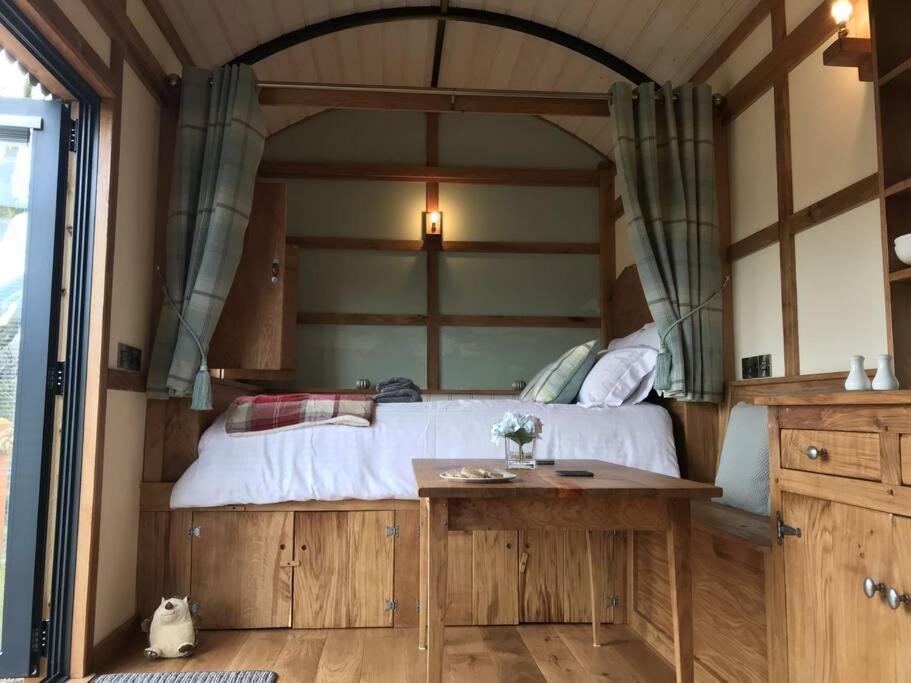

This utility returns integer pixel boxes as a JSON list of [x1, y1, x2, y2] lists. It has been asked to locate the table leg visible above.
[[666, 499, 694, 683], [586, 530, 602, 647], [419, 498, 429, 650], [426, 498, 448, 683]]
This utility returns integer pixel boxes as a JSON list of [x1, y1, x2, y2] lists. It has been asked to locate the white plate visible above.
[[439, 470, 517, 483]]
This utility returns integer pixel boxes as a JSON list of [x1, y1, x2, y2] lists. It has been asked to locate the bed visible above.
[[170, 397, 678, 508]]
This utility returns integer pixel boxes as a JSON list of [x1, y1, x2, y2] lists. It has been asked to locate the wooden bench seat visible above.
[[628, 500, 771, 683]]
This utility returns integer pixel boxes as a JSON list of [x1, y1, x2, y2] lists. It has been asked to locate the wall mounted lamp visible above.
[[832, 0, 853, 37], [422, 210, 443, 241]]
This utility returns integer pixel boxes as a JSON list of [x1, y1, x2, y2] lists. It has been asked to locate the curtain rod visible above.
[[165, 74, 723, 106]]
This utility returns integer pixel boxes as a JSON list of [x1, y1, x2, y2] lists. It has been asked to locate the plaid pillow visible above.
[[520, 340, 599, 404]]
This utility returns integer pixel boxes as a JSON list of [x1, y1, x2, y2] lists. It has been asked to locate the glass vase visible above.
[[504, 437, 537, 470]]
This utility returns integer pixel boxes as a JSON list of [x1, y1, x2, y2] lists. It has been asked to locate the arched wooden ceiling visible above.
[[157, 0, 758, 155]]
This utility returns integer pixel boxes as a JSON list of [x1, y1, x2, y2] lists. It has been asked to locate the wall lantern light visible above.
[[422, 210, 443, 241], [831, 0, 853, 37]]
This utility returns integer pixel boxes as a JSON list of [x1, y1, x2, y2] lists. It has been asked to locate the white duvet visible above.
[[170, 399, 679, 508]]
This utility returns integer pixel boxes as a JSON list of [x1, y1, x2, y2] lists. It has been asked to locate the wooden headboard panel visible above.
[[611, 265, 652, 339], [143, 380, 256, 483]]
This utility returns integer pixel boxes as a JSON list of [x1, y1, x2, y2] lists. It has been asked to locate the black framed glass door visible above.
[[0, 96, 68, 677]]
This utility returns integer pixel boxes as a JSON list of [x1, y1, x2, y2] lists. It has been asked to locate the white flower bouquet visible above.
[[490, 412, 542, 469]]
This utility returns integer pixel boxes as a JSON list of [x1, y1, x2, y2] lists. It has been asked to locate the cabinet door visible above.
[[348, 511, 395, 627], [294, 511, 349, 628], [190, 512, 293, 628], [781, 493, 895, 682], [208, 182, 296, 373], [892, 515, 911, 682], [472, 530, 518, 625]]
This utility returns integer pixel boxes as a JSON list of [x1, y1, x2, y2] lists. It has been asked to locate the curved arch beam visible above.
[[231, 6, 653, 85]]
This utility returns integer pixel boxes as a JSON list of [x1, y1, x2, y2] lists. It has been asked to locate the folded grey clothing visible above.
[[373, 388, 423, 403], [376, 377, 420, 393]]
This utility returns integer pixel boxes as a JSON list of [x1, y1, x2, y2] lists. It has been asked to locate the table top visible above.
[[412, 459, 722, 499], [753, 389, 911, 406]]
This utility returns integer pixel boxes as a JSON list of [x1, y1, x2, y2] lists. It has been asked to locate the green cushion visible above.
[[714, 402, 770, 516], [520, 339, 599, 404]]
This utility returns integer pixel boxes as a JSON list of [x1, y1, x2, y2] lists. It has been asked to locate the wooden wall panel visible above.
[[293, 511, 349, 629], [631, 527, 770, 682], [191, 512, 293, 629], [348, 511, 395, 627], [472, 530, 518, 625], [136, 509, 192, 621]]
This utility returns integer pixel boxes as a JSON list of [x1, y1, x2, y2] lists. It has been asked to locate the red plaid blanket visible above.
[[225, 393, 375, 435]]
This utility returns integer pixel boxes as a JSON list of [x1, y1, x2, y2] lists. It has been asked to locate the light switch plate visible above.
[[117, 343, 141, 372]]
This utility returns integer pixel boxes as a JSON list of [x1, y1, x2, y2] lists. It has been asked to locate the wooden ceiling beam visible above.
[[142, 0, 196, 68], [258, 84, 611, 117], [721, 1, 837, 122], [82, 0, 169, 102], [259, 160, 600, 187], [9, 0, 116, 97]]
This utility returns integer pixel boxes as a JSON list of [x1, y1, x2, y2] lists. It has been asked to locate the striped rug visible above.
[[93, 672, 277, 683]]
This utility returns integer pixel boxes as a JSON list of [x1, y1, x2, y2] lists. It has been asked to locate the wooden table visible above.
[[413, 459, 721, 683]]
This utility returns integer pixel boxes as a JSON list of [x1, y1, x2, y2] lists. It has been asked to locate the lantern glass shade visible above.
[[422, 210, 443, 239], [831, 0, 852, 24]]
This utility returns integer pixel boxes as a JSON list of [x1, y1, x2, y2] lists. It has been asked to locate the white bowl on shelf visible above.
[[896, 234, 911, 266]]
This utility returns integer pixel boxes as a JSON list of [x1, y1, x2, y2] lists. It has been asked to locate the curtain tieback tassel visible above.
[[157, 267, 214, 411], [655, 276, 730, 393]]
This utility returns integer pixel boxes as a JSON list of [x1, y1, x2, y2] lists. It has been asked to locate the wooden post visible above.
[[586, 530, 602, 647], [425, 498, 448, 683], [598, 162, 616, 345], [666, 499, 695, 683], [425, 113, 441, 390]]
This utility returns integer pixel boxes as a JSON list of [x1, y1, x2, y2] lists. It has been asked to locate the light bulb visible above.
[[429, 211, 440, 229], [831, 0, 853, 25]]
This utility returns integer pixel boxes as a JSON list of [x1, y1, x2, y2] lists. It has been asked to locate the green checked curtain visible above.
[[147, 65, 266, 406], [609, 81, 722, 403]]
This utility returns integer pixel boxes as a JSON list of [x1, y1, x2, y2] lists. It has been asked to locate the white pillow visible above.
[[578, 345, 658, 407], [606, 322, 659, 353]]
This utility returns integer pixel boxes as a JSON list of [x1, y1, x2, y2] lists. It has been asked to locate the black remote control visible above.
[[556, 470, 594, 477]]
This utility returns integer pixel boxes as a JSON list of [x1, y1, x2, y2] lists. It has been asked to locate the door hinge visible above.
[[187, 526, 201, 538], [776, 512, 801, 545], [416, 599, 420, 613], [68, 118, 78, 152], [386, 525, 399, 537], [384, 599, 398, 612], [31, 619, 48, 657], [606, 596, 620, 608], [49, 360, 65, 395]]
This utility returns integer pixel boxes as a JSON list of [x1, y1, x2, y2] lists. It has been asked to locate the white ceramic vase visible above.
[[872, 354, 899, 391], [845, 355, 872, 391]]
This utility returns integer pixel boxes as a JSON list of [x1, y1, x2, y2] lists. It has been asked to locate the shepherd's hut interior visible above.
[[2, 0, 911, 681]]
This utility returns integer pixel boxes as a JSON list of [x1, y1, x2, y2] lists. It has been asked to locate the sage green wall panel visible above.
[[263, 110, 425, 163], [440, 327, 597, 390], [298, 250, 427, 314], [439, 253, 598, 316], [295, 325, 427, 390], [438, 184, 598, 242], [439, 113, 604, 168], [286, 179, 426, 239]]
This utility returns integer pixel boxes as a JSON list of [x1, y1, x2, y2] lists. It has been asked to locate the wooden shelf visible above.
[[823, 36, 872, 82], [884, 176, 911, 199], [890, 267, 911, 283], [209, 368, 295, 381], [879, 54, 911, 88]]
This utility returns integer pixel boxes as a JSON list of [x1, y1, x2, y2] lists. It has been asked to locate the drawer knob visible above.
[[806, 445, 827, 460], [888, 587, 911, 610], [864, 577, 886, 598]]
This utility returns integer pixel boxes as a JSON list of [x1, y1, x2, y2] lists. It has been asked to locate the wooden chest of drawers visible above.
[[757, 392, 911, 682]]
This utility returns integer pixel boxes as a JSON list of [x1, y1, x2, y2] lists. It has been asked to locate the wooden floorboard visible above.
[[101, 625, 673, 681]]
